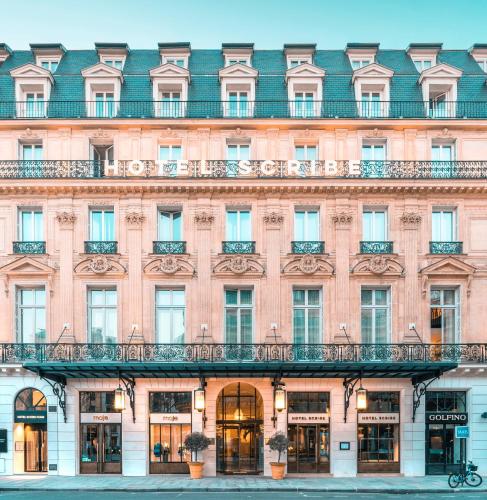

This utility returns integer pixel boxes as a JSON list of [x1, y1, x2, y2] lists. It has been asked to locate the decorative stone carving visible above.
[[213, 256, 265, 276], [400, 212, 422, 228], [263, 211, 284, 226], [351, 256, 405, 276], [194, 211, 214, 228], [282, 254, 334, 276], [420, 256, 476, 296], [74, 256, 126, 276], [332, 211, 353, 226], [0, 256, 56, 296], [125, 211, 145, 226], [20, 128, 40, 140], [144, 256, 195, 276], [56, 211, 77, 226]]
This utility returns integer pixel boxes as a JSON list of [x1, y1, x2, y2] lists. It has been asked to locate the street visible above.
[[1, 492, 487, 500]]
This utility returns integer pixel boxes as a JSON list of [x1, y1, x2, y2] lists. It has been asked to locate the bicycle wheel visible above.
[[466, 473, 483, 487], [448, 473, 461, 488]]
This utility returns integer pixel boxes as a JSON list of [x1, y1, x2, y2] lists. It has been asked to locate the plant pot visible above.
[[188, 461, 204, 479], [270, 462, 286, 480]]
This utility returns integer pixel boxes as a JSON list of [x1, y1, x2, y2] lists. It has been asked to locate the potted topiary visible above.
[[268, 431, 289, 480], [184, 432, 211, 479]]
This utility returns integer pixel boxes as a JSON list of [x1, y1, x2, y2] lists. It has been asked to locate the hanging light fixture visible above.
[[274, 384, 287, 412], [356, 381, 367, 411], [114, 383, 126, 411], [194, 385, 206, 412]]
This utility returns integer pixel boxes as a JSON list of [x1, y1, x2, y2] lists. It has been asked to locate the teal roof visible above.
[[0, 48, 486, 118]]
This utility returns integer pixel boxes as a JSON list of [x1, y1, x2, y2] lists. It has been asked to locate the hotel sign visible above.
[[102, 159, 362, 178], [14, 410, 47, 424], [80, 413, 122, 424], [426, 413, 468, 424], [288, 413, 330, 424], [149, 413, 192, 424], [358, 413, 400, 424]]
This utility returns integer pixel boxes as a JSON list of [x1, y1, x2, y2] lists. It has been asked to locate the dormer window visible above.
[[476, 59, 487, 72], [100, 57, 124, 70], [407, 43, 442, 73], [30, 43, 65, 74], [219, 63, 258, 117], [226, 57, 250, 67], [346, 43, 379, 71], [150, 62, 190, 118], [285, 63, 325, 118], [0, 43, 11, 65], [222, 43, 253, 68], [351, 59, 372, 70], [412, 59, 433, 72], [165, 57, 185, 67], [288, 57, 312, 68], [95, 43, 129, 71], [283, 43, 315, 70], [470, 44, 487, 73], [159, 43, 191, 70], [39, 58, 59, 72]]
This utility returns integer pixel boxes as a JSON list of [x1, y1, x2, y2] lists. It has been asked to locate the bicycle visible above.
[[448, 461, 483, 488]]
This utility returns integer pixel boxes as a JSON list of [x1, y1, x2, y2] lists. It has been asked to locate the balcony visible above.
[[429, 241, 463, 254], [291, 241, 325, 254], [13, 241, 46, 254], [1, 100, 486, 120], [222, 241, 255, 254], [84, 241, 118, 254], [153, 241, 186, 254], [360, 241, 393, 254]]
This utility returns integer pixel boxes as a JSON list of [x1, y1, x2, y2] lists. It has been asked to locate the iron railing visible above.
[[1, 160, 487, 180], [84, 241, 118, 254], [429, 241, 463, 254], [1, 343, 486, 364], [291, 241, 325, 254], [222, 241, 256, 254], [2, 100, 487, 120], [360, 241, 394, 254], [152, 241, 186, 254], [12, 241, 46, 254]]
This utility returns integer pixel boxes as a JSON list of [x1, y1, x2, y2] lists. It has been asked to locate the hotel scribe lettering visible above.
[[103, 159, 362, 177]]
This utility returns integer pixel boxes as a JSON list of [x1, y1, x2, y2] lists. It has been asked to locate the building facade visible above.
[[0, 41, 486, 477]]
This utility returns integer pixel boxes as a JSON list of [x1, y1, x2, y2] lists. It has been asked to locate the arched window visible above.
[[15, 388, 47, 412]]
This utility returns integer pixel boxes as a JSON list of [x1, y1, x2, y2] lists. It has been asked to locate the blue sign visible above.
[[455, 426, 470, 439]]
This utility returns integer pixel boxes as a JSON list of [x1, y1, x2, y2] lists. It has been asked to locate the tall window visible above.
[[431, 143, 455, 177], [362, 142, 386, 177], [226, 210, 251, 241], [158, 211, 182, 241], [90, 209, 114, 241], [225, 289, 253, 344], [25, 92, 45, 118], [88, 288, 117, 343], [159, 145, 182, 175], [158, 91, 182, 118], [294, 210, 319, 241], [16, 287, 46, 343], [361, 288, 390, 344], [432, 210, 455, 242], [95, 91, 115, 118], [226, 143, 250, 176], [155, 289, 185, 344], [227, 91, 248, 117], [21, 144, 43, 161], [293, 92, 315, 117], [361, 91, 381, 118], [293, 289, 322, 344], [295, 145, 317, 161], [362, 210, 387, 241], [18, 209, 43, 241], [430, 288, 459, 344]]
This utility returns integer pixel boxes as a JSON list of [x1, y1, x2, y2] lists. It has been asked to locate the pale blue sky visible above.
[[1, 0, 486, 50]]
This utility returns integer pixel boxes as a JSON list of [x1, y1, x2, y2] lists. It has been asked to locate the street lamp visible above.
[[274, 385, 286, 412], [194, 386, 205, 412], [356, 382, 367, 411], [114, 384, 126, 411]]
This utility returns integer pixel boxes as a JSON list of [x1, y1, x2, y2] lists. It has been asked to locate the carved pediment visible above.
[[285, 63, 325, 81], [420, 256, 475, 296], [351, 255, 405, 276], [418, 63, 463, 83], [0, 256, 56, 296], [219, 63, 258, 80], [74, 255, 126, 276], [282, 254, 334, 276], [149, 63, 190, 81], [352, 62, 394, 82], [81, 62, 124, 81], [10, 63, 53, 83], [144, 256, 195, 277], [213, 256, 265, 277]]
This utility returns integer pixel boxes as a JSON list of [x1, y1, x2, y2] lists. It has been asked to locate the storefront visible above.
[[14, 388, 47, 473], [149, 391, 192, 474], [79, 391, 122, 474], [287, 392, 330, 473], [357, 391, 400, 473], [425, 391, 467, 475], [216, 383, 264, 474]]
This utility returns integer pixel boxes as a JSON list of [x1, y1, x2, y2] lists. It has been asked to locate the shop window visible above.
[[359, 391, 400, 413], [287, 392, 329, 413], [80, 391, 119, 413], [149, 392, 192, 413], [425, 391, 466, 413]]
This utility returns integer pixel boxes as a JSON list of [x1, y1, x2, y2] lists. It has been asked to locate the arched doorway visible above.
[[216, 382, 263, 474], [14, 388, 47, 473]]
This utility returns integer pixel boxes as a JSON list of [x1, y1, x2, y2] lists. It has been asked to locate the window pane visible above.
[[294, 212, 305, 240], [156, 290, 171, 306], [308, 309, 321, 343], [239, 211, 251, 240], [90, 289, 105, 306], [361, 289, 372, 306], [225, 289, 238, 305], [443, 289, 455, 305], [361, 309, 373, 343], [374, 289, 387, 306], [363, 212, 372, 240], [307, 289, 320, 306], [225, 309, 238, 343], [172, 309, 185, 343], [240, 289, 252, 305], [226, 212, 238, 240], [375, 308, 389, 343], [293, 289, 305, 305], [307, 212, 319, 240], [240, 309, 252, 343], [105, 290, 117, 306], [293, 309, 305, 343], [172, 290, 185, 306], [104, 211, 115, 240]]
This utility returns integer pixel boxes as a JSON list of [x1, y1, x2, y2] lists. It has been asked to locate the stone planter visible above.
[[188, 461, 204, 479], [270, 462, 286, 480]]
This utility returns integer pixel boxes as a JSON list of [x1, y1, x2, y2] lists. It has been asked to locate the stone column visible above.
[[125, 209, 145, 343], [332, 210, 353, 343], [401, 211, 423, 342], [263, 208, 284, 342], [194, 208, 214, 342], [55, 210, 77, 343]]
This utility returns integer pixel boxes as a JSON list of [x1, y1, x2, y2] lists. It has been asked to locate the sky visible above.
[[1, 0, 487, 50]]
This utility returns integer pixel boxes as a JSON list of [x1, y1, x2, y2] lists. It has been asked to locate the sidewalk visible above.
[[0, 474, 486, 493]]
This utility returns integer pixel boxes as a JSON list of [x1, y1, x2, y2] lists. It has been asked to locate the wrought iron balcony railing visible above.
[[429, 241, 463, 254], [291, 241, 325, 254], [152, 241, 186, 254], [84, 241, 118, 254], [1, 343, 486, 364], [222, 241, 256, 254], [2, 100, 487, 120], [360, 241, 394, 254], [2, 160, 487, 180], [12, 241, 46, 254]]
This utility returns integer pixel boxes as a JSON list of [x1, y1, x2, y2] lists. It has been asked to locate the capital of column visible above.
[[56, 211, 77, 229], [400, 212, 422, 229], [125, 211, 145, 229], [332, 211, 353, 228], [194, 210, 214, 229]]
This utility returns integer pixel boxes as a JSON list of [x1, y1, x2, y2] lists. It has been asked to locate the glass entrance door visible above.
[[219, 423, 262, 474], [80, 423, 122, 474], [287, 424, 330, 473], [24, 424, 47, 472], [426, 424, 465, 475]]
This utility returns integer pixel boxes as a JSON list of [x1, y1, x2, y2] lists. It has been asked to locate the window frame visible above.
[[155, 288, 186, 344], [292, 288, 323, 344], [87, 287, 118, 344], [362, 208, 388, 242], [360, 287, 391, 344], [294, 209, 320, 241], [16, 286, 46, 343], [225, 209, 252, 241], [18, 208, 43, 241], [431, 208, 456, 242], [89, 207, 115, 242], [224, 288, 254, 344], [430, 287, 460, 344]]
